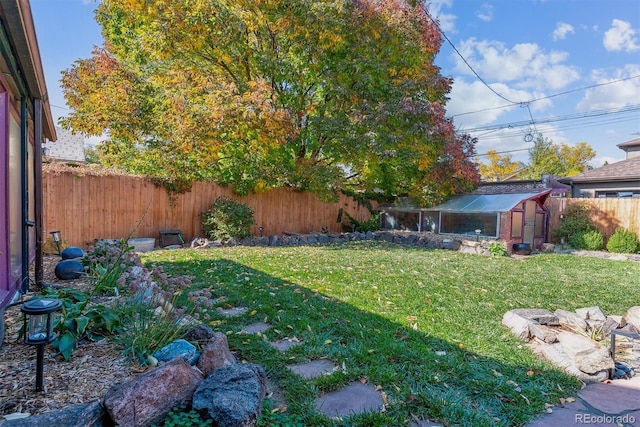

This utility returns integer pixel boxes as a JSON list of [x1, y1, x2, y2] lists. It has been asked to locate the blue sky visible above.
[[31, 0, 640, 166]]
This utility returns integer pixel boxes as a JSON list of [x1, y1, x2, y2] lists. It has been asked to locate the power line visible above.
[[422, 5, 520, 105]]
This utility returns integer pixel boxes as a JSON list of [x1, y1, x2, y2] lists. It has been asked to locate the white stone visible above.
[[502, 311, 534, 341], [623, 306, 640, 333], [554, 309, 588, 331], [576, 306, 607, 322], [556, 331, 614, 374]]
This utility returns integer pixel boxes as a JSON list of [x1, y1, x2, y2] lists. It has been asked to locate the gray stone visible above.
[[154, 339, 197, 364], [192, 363, 267, 427], [197, 332, 237, 377], [576, 306, 607, 322], [315, 382, 384, 419], [624, 306, 640, 332], [554, 309, 587, 331], [287, 360, 336, 379], [539, 243, 555, 253], [511, 308, 559, 325], [440, 240, 460, 251], [502, 310, 535, 341], [217, 307, 248, 317], [0, 400, 105, 427], [270, 338, 302, 352], [104, 358, 202, 427], [242, 322, 271, 334], [528, 323, 558, 343], [184, 324, 217, 346], [556, 331, 614, 374], [529, 341, 608, 383]]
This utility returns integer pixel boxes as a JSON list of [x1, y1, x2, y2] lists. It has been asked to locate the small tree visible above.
[[606, 228, 640, 254], [201, 196, 255, 241]]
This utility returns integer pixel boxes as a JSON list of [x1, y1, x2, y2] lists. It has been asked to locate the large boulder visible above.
[[54, 259, 84, 280], [103, 358, 202, 427], [196, 332, 237, 377], [0, 400, 104, 427], [555, 331, 614, 375], [623, 306, 640, 332], [192, 363, 267, 427]]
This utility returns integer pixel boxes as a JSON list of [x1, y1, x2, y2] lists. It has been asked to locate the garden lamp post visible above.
[[50, 230, 62, 255], [21, 298, 62, 392], [475, 229, 482, 242]]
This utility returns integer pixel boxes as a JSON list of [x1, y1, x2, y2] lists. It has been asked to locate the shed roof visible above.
[[426, 191, 550, 213]]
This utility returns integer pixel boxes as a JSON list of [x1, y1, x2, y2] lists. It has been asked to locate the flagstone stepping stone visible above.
[[242, 322, 271, 334], [315, 382, 384, 419], [216, 306, 248, 317], [270, 338, 302, 352], [287, 359, 336, 379]]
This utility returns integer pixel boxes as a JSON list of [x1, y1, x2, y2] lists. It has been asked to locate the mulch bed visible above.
[[0, 256, 138, 419]]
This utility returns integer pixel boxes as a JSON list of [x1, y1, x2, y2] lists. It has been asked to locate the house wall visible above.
[[572, 181, 640, 198]]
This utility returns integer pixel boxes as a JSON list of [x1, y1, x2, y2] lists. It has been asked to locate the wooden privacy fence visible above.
[[43, 171, 374, 248], [546, 197, 640, 240]]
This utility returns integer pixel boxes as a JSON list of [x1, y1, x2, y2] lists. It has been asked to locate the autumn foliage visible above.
[[61, 0, 480, 204]]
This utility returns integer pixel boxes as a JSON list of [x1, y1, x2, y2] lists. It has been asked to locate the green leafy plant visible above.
[[201, 196, 255, 241], [569, 229, 604, 251], [606, 228, 640, 254], [343, 211, 381, 233], [489, 242, 508, 256], [38, 287, 122, 361], [551, 202, 596, 245], [153, 406, 211, 427]]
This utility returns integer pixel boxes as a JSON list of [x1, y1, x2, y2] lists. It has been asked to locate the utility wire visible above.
[[422, 5, 520, 105]]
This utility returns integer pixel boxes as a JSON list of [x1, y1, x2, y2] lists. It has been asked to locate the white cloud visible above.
[[427, 0, 456, 33], [603, 19, 640, 52], [453, 38, 580, 91], [577, 64, 640, 111], [477, 3, 493, 22], [552, 22, 575, 41]]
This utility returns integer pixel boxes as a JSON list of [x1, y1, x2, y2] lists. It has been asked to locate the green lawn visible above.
[[142, 242, 640, 426]]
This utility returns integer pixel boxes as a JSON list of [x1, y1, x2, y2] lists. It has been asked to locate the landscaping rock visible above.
[[556, 331, 614, 374], [623, 306, 640, 332], [502, 310, 536, 341], [104, 358, 202, 427], [153, 339, 197, 364], [0, 400, 105, 427], [554, 309, 587, 331], [242, 322, 271, 334], [315, 382, 384, 419], [184, 324, 218, 346], [192, 363, 267, 427], [287, 359, 337, 379], [511, 308, 559, 325], [60, 246, 86, 260], [576, 306, 607, 322], [196, 332, 237, 377], [54, 259, 84, 280]]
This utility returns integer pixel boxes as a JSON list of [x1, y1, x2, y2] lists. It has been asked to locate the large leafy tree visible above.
[[61, 0, 479, 204], [522, 135, 596, 179], [476, 150, 523, 181]]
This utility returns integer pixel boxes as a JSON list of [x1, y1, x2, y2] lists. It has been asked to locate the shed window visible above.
[[440, 212, 498, 237]]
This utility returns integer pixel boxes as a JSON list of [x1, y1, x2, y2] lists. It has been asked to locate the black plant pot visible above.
[[512, 243, 532, 255]]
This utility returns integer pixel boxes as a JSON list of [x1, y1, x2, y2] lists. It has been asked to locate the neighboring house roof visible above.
[[562, 157, 640, 184], [617, 137, 640, 151], [426, 191, 550, 213], [44, 127, 86, 163]]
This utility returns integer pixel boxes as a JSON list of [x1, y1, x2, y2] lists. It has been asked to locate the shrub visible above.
[[606, 228, 640, 254], [551, 202, 596, 245], [569, 229, 604, 251], [489, 242, 508, 257], [343, 211, 381, 233], [201, 196, 255, 241]]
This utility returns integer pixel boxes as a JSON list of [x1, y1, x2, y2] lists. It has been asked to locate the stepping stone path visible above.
[[234, 316, 388, 421], [286, 359, 337, 379]]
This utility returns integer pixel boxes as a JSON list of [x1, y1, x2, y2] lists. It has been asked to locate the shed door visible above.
[[523, 200, 536, 245]]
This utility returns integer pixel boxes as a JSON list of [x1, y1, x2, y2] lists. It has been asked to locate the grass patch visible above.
[[143, 242, 640, 426]]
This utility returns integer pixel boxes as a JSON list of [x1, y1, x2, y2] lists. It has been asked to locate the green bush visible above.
[[489, 242, 508, 257], [343, 211, 381, 233], [569, 229, 604, 251], [551, 202, 596, 245], [606, 228, 640, 254], [201, 196, 255, 241]]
